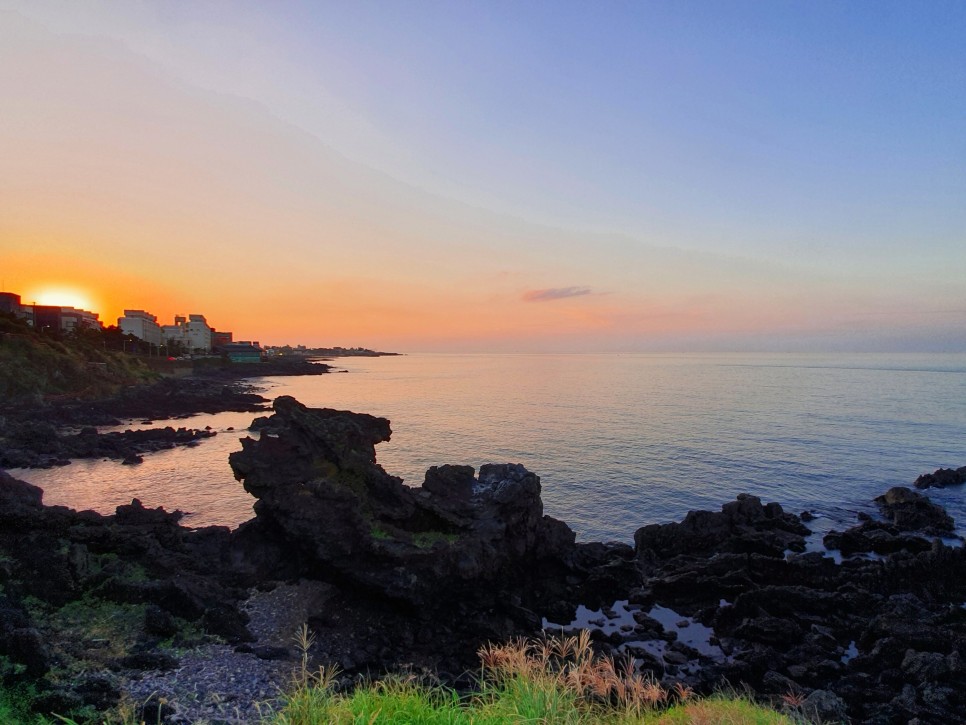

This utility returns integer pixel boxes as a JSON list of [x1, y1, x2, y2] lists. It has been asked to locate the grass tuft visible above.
[[265, 628, 804, 724]]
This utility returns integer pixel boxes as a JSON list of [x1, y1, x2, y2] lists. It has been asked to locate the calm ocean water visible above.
[[13, 353, 966, 543]]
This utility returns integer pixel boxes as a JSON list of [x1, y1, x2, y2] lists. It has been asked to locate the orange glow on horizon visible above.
[[3, 258, 860, 351], [24, 286, 99, 314], [4, 248, 957, 353]]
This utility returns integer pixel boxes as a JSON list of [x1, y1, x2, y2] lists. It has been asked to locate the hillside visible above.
[[0, 314, 157, 403]]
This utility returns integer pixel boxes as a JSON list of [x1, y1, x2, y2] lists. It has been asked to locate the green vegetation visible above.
[[0, 654, 28, 680], [368, 525, 459, 548], [48, 599, 147, 666], [0, 684, 52, 725], [412, 530, 460, 548], [369, 525, 392, 541], [269, 629, 802, 725], [87, 553, 151, 585], [0, 313, 157, 401]]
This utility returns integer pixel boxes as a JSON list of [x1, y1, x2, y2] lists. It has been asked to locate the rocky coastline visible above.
[[1, 396, 965, 723], [0, 356, 334, 470], [0, 377, 270, 470], [193, 356, 334, 382]]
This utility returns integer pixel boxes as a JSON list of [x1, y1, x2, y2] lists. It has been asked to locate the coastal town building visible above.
[[161, 316, 186, 346], [1, 293, 102, 332], [0, 292, 22, 315], [211, 330, 233, 350], [26, 304, 102, 333], [185, 314, 212, 352], [118, 310, 163, 346], [58, 307, 102, 333], [31, 305, 62, 332], [114, 310, 245, 357], [222, 341, 263, 363], [3, 289, 253, 356], [161, 314, 213, 353]]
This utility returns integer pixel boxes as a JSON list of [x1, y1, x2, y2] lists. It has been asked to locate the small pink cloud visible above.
[[522, 286, 593, 302]]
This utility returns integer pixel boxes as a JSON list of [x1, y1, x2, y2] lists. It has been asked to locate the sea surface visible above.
[[12, 353, 966, 543]]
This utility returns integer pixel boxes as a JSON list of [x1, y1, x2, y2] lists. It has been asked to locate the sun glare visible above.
[[28, 287, 99, 313]]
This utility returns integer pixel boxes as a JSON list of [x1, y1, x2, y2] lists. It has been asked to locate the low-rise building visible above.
[[222, 341, 263, 364], [30, 305, 59, 331], [0, 292, 22, 316], [59, 307, 101, 332], [30, 304, 101, 333], [118, 310, 163, 346], [1, 292, 101, 332], [212, 330, 233, 350]]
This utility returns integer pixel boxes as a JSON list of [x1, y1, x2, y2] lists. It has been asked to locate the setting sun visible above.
[[26, 286, 99, 313]]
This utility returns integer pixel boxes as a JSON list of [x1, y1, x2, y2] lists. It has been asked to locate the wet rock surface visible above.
[[0, 424, 219, 469], [2, 400, 966, 723], [874, 486, 955, 533], [621, 479, 966, 723], [634, 492, 810, 561], [822, 486, 960, 556], [915, 465, 966, 490]]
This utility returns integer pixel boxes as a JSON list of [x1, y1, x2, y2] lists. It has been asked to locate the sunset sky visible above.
[[2, 1, 964, 352]]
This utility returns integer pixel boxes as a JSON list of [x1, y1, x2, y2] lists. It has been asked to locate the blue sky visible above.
[[266, 1, 966, 255]]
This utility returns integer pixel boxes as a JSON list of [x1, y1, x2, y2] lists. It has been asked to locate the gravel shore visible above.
[[121, 581, 335, 724]]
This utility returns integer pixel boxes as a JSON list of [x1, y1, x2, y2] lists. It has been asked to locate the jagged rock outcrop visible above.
[[228, 396, 581, 611], [915, 465, 966, 490], [874, 486, 954, 534], [823, 486, 958, 556], [611, 472, 966, 723], [633, 493, 809, 562]]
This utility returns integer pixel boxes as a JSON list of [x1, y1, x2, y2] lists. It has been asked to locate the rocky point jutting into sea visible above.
[[2, 395, 966, 723]]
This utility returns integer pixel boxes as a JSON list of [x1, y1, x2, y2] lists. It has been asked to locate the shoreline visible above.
[[1, 397, 965, 722], [0, 358, 337, 470]]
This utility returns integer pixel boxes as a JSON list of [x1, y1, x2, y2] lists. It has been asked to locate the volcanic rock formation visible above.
[[227, 395, 611, 613]]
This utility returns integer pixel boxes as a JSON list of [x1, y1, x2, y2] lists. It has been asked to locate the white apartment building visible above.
[[118, 310, 162, 346], [162, 314, 213, 353], [185, 314, 212, 352], [162, 316, 186, 346]]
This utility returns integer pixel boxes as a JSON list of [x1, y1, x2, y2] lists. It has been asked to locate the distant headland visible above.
[[270, 344, 400, 358]]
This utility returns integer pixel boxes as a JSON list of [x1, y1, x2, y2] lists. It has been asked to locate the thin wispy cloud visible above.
[[522, 286, 594, 302]]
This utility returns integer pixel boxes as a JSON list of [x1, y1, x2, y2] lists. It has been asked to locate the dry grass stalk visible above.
[[478, 631, 668, 716]]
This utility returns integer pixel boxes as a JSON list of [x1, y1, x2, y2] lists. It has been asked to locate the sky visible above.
[[1, 1, 964, 352]]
